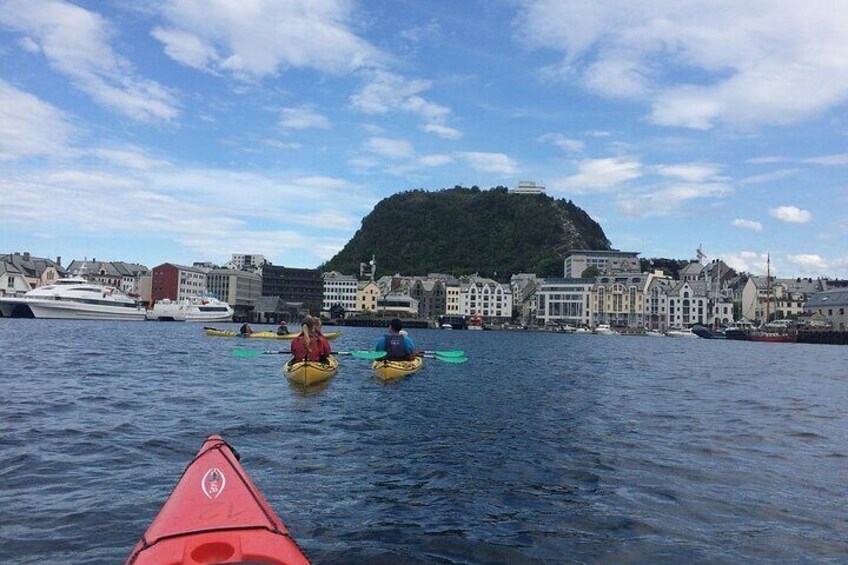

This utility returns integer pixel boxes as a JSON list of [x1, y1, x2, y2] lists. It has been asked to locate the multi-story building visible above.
[[666, 280, 710, 328], [151, 263, 207, 302], [535, 278, 593, 327], [262, 265, 323, 315], [509, 180, 546, 194], [356, 280, 381, 313], [67, 259, 149, 295], [0, 261, 31, 296], [375, 291, 419, 317], [445, 283, 461, 315], [206, 268, 262, 312], [645, 274, 674, 331], [322, 271, 358, 315], [591, 272, 653, 328], [227, 253, 266, 272], [804, 289, 848, 330], [1, 252, 66, 288], [564, 249, 640, 278], [740, 276, 826, 323], [460, 276, 513, 322]]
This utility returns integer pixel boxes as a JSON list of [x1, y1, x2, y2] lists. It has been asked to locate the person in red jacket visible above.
[[313, 317, 332, 358], [290, 316, 331, 362]]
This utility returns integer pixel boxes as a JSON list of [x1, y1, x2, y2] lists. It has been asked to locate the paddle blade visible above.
[[426, 350, 465, 357], [434, 354, 468, 364], [232, 349, 284, 358], [348, 350, 388, 360]]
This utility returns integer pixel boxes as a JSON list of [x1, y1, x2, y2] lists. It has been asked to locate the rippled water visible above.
[[1, 320, 846, 564]]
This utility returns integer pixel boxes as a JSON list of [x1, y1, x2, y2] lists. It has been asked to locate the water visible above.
[[1, 320, 846, 564]]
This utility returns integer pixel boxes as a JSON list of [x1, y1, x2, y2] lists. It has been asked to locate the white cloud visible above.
[[654, 163, 721, 183], [739, 168, 797, 185], [456, 152, 518, 175], [769, 205, 812, 223], [0, 81, 75, 160], [732, 218, 763, 232], [786, 254, 828, 272], [419, 154, 454, 167], [279, 106, 331, 130], [0, 0, 179, 122], [364, 137, 414, 159], [154, 0, 382, 77], [720, 251, 770, 275], [421, 123, 462, 139], [516, 1, 848, 129], [538, 133, 585, 152], [620, 182, 731, 217], [92, 147, 172, 170], [803, 153, 848, 166], [551, 157, 642, 193]]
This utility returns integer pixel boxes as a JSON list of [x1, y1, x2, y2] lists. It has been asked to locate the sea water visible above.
[[1, 320, 846, 564]]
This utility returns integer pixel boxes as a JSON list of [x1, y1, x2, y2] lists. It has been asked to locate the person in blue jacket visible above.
[[375, 318, 416, 360]]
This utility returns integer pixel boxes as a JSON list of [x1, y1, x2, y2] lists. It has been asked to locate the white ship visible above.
[[147, 295, 233, 322], [0, 278, 146, 320]]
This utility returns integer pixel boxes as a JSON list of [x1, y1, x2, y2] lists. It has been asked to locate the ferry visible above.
[[147, 294, 234, 322], [0, 278, 146, 320]]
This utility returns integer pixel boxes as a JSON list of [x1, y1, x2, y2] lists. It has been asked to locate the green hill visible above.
[[322, 186, 611, 280]]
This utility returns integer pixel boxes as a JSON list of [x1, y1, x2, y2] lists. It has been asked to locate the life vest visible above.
[[383, 333, 409, 360]]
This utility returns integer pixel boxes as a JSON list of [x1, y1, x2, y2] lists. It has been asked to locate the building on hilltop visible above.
[[564, 249, 640, 278], [509, 180, 546, 195]]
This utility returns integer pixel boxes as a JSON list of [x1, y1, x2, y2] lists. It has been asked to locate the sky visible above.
[[1, 0, 846, 278]]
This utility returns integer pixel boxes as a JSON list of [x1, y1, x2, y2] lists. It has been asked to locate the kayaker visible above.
[[375, 318, 416, 361], [239, 322, 254, 335], [313, 317, 332, 359], [276, 321, 289, 336], [291, 316, 331, 363]]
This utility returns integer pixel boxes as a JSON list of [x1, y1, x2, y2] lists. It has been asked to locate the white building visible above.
[[322, 271, 358, 315], [207, 269, 262, 308], [227, 253, 266, 272], [460, 276, 513, 321], [510, 180, 546, 194], [376, 291, 419, 317], [535, 278, 593, 327], [666, 280, 709, 328]]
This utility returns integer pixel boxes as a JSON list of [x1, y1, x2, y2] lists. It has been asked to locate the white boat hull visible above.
[[147, 299, 234, 322], [1, 297, 146, 320]]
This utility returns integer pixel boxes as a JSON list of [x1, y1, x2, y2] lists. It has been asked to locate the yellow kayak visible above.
[[204, 328, 341, 340], [372, 356, 424, 381], [284, 355, 339, 387]]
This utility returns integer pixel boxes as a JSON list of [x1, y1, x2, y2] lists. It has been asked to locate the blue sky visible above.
[[1, 0, 846, 278]]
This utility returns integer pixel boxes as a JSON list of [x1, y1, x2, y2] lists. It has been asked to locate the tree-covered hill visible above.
[[322, 186, 611, 279]]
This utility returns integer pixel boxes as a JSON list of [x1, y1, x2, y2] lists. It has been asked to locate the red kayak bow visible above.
[[126, 435, 310, 564]]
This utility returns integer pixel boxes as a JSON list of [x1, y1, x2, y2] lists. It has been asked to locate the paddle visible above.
[[423, 350, 465, 357], [232, 349, 387, 360], [428, 353, 468, 364]]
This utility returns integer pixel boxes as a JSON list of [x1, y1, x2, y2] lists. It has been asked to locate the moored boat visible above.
[[749, 331, 797, 343], [147, 295, 233, 322], [692, 324, 727, 339], [372, 356, 424, 381], [125, 435, 310, 565], [284, 356, 339, 387], [0, 277, 145, 320], [666, 327, 699, 338], [594, 324, 618, 335]]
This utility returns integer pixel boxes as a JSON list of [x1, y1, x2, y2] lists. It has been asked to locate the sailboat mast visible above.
[[765, 254, 770, 324]]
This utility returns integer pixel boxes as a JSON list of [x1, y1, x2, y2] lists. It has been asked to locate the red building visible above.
[[151, 263, 207, 302]]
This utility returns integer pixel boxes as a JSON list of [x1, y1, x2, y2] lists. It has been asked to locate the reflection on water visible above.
[[1, 319, 847, 564]]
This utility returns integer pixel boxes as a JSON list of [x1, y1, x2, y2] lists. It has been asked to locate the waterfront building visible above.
[[261, 265, 323, 315], [67, 259, 149, 295], [511, 273, 542, 326], [151, 263, 207, 302], [564, 249, 640, 278], [322, 271, 358, 316], [740, 275, 826, 323], [535, 278, 592, 327], [509, 180, 546, 194], [1, 252, 66, 288], [645, 273, 674, 331], [666, 280, 710, 328], [460, 276, 513, 322], [591, 272, 652, 328], [356, 280, 381, 313], [804, 289, 848, 330], [445, 283, 461, 315], [376, 291, 419, 317], [0, 261, 31, 296], [206, 268, 262, 313]]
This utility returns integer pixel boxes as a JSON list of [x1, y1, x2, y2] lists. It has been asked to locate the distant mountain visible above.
[[322, 186, 611, 279]]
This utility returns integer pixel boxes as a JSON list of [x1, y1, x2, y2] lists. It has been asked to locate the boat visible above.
[[204, 327, 341, 340], [147, 294, 234, 322], [746, 254, 796, 343], [594, 324, 618, 335], [372, 356, 424, 381], [467, 314, 484, 330], [666, 327, 699, 338], [644, 329, 665, 337], [749, 331, 797, 343], [440, 323, 454, 330], [692, 324, 726, 339], [284, 355, 339, 387], [125, 435, 310, 565], [0, 277, 146, 320]]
